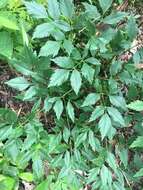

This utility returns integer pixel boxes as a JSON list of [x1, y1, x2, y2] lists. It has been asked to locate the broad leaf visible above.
[[67, 101, 75, 122], [82, 93, 100, 107], [109, 95, 126, 110], [130, 136, 143, 148], [119, 149, 128, 168], [85, 57, 101, 65], [19, 172, 34, 182], [106, 152, 117, 172], [89, 106, 105, 122], [63, 127, 70, 143], [53, 99, 64, 120], [32, 156, 44, 180], [63, 39, 74, 55], [39, 41, 61, 57], [100, 165, 111, 186], [127, 16, 138, 41], [33, 23, 54, 39], [23, 86, 37, 101], [64, 151, 71, 167], [75, 132, 87, 148], [99, 0, 113, 13], [88, 131, 96, 151], [48, 69, 70, 87], [24, 1, 48, 18], [0, 108, 17, 124], [0, 13, 19, 30], [60, 0, 74, 18], [52, 56, 74, 68], [51, 28, 65, 40], [107, 107, 125, 126], [35, 180, 49, 190], [47, 0, 60, 19], [6, 77, 30, 91], [87, 168, 100, 184], [83, 3, 100, 20], [98, 114, 112, 139], [103, 12, 127, 24], [134, 168, 143, 178], [10, 60, 34, 76], [70, 70, 82, 95], [54, 20, 71, 32], [0, 31, 13, 58], [43, 97, 56, 112], [81, 63, 95, 84], [0, 176, 16, 190], [127, 100, 143, 112]]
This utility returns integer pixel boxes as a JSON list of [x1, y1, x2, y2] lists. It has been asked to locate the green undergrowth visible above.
[[0, 0, 143, 189]]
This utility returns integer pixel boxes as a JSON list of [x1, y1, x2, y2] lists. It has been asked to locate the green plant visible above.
[[0, 0, 33, 59], [4, 0, 143, 189]]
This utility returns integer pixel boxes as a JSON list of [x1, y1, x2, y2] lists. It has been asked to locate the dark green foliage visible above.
[[1, 0, 143, 189]]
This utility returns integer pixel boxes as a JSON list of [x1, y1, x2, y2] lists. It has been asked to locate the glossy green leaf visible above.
[[82, 93, 100, 107], [48, 0, 60, 19], [33, 23, 54, 39], [48, 69, 70, 87], [127, 100, 143, 112], [54, 20, 71, 32], [83, 3, 100, 20], [64, 151, 71, 167], [70, 70, 82, 95], [100, 165, 111, 186], [43, 98, 53, 112], [88, 131, 96, 151], [106, 152, 117, 172], [107, 107, 125, 126], [98, 114, 112, 139], [32, 156, 44, 180], [99, 0, 113, 13], [6, 77, 30, 91], [24, 1, 48, 18], [87, 168, 100, 184], [89, 106, 105, 122], [130, 136, 143, 148], [81, 63, 95, 84], [63, 127, 70, 143], [103, 12, 127, 24], [23, 86, 37, 100], [60, 0, 74, 18], [39, 41, 61, 57], [63, 39, 74, 55], [119, 149, 128, 168], [52, 56, 74, 68], [85, 57, 101, 65], [67, 101, 75, 122], [109, 95, 126, 110], [75, 132, 87, 148], [53, 99, 64, 120], [10, 60, 34, 76]]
